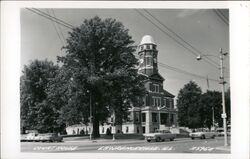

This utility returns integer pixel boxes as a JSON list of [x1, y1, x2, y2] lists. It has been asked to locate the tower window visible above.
[[146, 45, 150, 50], [146, 56, 152, 66], [140, 46, 143, 51], [153, 45, 156, 50]]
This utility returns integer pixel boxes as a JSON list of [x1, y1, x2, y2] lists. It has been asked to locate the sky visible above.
[[21, 9, 229, 99]]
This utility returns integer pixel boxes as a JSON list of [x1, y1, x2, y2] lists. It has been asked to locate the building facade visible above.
[[66, 35, 178, 135]]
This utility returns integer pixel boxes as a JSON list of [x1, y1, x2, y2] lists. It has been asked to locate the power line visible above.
[[46, 9, 65, 46], [143, 9, 221, 68], [27, 7, 223, 83], [135, 9, 220, 70], [26, 8, 73, 29], [213, 9, 229, 26], [32, 8, 74, 28], [51, 9, 67, 45]]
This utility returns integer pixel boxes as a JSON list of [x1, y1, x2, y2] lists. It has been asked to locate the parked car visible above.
[[216, 128, 231, 136], [143, 129, 176, 142], [25, 132, 39, 141], [189, 130, 216, 139], [21, 134, 28, 142], [36, 133, 63, 142]]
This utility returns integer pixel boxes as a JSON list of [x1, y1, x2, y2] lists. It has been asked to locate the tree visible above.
[[20, 59, 63, 133], [58, 16, 146, 138], [176, 81, 202, 129], [200, 90, 222, 129]]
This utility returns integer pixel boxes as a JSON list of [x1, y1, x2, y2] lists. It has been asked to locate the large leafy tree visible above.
[[58, 16, 146, 137], [20, 59, 63, 133], [176, 81, 203, 129], [200, 90, 222, 129]]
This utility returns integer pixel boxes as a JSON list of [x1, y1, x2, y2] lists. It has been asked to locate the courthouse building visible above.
[[66, 35, 178, 135]]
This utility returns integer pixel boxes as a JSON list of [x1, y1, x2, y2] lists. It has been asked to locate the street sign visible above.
[[221, 113, 227, 118]]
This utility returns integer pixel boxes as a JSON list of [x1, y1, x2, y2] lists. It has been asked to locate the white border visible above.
[[1, 1, 249, 159]]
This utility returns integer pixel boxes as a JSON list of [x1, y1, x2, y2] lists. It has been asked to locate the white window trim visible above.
[[152, 96, 161, 107], [153, 84, 159, 93]]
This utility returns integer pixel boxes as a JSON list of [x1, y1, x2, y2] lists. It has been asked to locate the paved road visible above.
[[21, 136, 230, 153]]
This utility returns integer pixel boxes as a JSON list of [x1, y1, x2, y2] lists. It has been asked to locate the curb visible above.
[[215, 146, 231, 151]]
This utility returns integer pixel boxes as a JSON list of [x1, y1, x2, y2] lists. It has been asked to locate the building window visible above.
[[145, 56, 152, 66], [169, 99, 174, 109], [137, 127, 140, 133], [140, 46, 143, 51], [142, 113, 146, 122], [153, 57, 157, 63], [142, 127, 145, 133], [170, 114, 174, 125], [135, 112, 140, 122], [152, 96, 161, 107], [151, 83, 159, 92], [152, 84, 159, 92], [152, 113, 158, 122], [160, 113, 167, 125]]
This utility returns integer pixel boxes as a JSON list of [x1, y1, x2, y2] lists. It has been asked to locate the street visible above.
[[21, 136, 230, 153]]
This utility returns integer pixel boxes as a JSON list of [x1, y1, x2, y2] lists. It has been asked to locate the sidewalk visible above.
[[63, 137, 190, 143], [215, 145, 231, 152]]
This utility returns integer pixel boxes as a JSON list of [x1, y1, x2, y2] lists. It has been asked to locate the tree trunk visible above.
[[92, 113, 100, 138]]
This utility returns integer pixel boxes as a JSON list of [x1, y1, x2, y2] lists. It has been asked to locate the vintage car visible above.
[[143, 129, 176, 142], [189, 130, 216, 139], [216, 128, 231, 136], [35, 133, 63, 142], [25, 132, 39, 141]]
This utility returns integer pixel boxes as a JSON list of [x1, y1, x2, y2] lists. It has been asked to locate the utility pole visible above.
[[196, 48, 229, 146], [219, 48, 228, 146]]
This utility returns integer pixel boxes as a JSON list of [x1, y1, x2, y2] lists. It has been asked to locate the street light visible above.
[[196, 48, 228, 146]]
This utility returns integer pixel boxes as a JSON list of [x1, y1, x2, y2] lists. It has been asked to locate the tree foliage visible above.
[[20, 59, 64, 133], [177, 80, 231, 129], [200, 90, 222, 128], [57, 16, 146, 137], [176, 81, 202, 129]]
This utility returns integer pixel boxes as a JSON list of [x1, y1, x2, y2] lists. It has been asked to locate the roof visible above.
[[149, 73, 165, 81], [163, 90, 175, 98], [140, 35, 156, 45]]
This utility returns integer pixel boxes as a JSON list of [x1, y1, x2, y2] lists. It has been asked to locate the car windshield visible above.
[[156, 130, 170, 133]]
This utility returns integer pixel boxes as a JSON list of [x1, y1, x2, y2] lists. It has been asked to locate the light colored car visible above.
[[216, 128, 231, 136], [25, 133, 39, 141], [189, 131, 216, 139], [35, 133, 63, 142], [143, 129, 176, 142]]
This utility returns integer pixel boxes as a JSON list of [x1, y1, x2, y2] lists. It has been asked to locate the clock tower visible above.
[[138, 35, 158, 76]]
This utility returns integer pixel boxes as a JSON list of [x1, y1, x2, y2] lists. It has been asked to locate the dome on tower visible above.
[[140, 35, 156, 45]]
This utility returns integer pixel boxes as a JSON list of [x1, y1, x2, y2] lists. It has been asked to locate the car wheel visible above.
[[191, 137, 194, 140], [211, 135, 215, 139], [147, 139, 151, 142], [170, 138, 174, 141], [156, 137, 161, 142], [200, 135, 205, 139]]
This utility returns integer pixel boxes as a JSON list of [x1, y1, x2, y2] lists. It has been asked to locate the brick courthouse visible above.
[[66, 35, 178, 135]]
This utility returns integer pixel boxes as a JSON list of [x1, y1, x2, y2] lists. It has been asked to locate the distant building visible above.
[[66, 35, 178, 135]]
